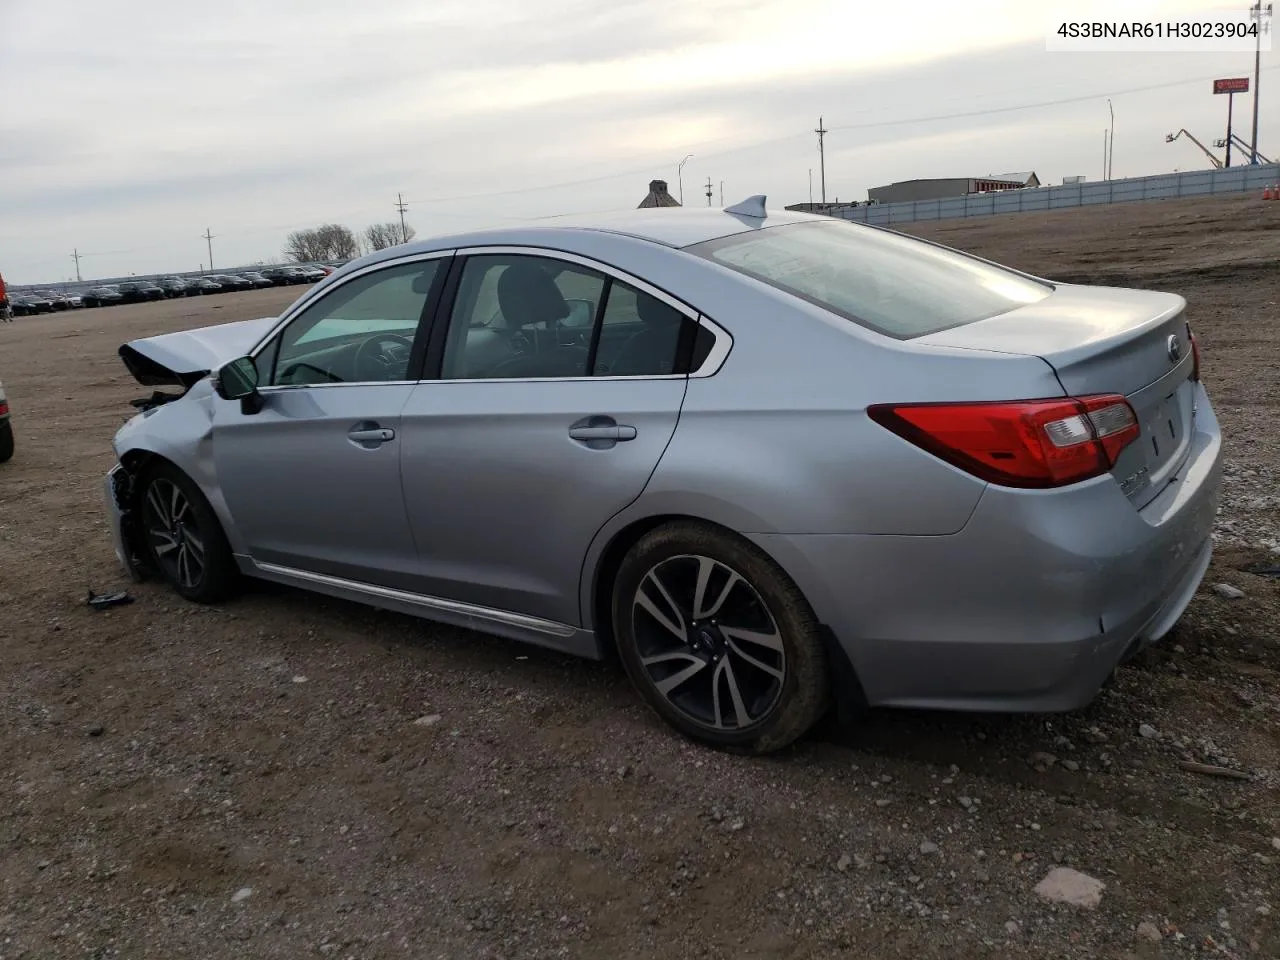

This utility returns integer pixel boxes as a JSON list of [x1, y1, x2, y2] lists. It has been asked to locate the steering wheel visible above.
[[279, 361, 342, 384], [353, 333, 414, 381]]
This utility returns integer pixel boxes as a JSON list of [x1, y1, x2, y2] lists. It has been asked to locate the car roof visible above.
[[347, 205, 825, 272]]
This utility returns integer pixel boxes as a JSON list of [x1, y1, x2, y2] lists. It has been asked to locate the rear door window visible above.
[[687, 220, 1051, 339]]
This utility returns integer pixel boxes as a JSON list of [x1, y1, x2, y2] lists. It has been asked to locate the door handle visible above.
[[349, 428, 394, 442], [568, 416, 637, 448], [348, 422, 395, 448], [568, 425, 637, 441]]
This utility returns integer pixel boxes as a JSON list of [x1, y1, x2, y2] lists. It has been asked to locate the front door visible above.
[[213, 255, 448, 590], [398, 251, 704, 626]]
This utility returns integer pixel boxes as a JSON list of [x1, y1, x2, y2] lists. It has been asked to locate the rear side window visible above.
[[687, 220, 1051, 339]]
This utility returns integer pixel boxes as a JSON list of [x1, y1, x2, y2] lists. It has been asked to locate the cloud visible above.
[[0, 0, 1275, 281]]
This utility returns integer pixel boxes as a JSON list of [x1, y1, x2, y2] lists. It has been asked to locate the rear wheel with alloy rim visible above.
[[139, 463, 240, 603], [612, 521, 829, 754]]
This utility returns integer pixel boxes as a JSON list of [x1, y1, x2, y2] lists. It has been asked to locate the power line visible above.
[[401, 66, 1280, 209], [826, 67, 1280, 136]]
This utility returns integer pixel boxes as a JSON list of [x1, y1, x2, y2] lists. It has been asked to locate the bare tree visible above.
[[363, 222, 416, 252], [284, 223, 360, 263]]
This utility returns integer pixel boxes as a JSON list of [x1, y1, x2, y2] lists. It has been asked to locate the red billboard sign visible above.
[[1214, 77, 1250, 94]]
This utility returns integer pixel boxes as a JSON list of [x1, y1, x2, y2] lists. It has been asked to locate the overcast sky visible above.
[[1, 0, 1275, 283]]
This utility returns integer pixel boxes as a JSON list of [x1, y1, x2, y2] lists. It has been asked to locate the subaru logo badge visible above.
[[1167, 334, 1182, 363]]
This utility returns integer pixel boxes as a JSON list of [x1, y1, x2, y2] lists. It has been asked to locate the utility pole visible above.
[[1250, 2, 1272, 164], [202, 228, 215, 271], [677, 155, 693, 206], [1226, 89, 1237, 166], [1106, 98, 1115, 179], [395, 193, 409, 243], [1103, 129, 1108, 180], [705, 176, 713, 206], [719, 181, 724, 205], [814, 117, 828, 204], [71, 248, 81, 282], [809, 168, 813, 205]]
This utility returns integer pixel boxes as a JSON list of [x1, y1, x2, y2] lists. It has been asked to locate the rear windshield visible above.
[[687, 220, 1051, 339]]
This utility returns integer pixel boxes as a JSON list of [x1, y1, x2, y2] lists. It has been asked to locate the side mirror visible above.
[[215, 356, 264, 414]]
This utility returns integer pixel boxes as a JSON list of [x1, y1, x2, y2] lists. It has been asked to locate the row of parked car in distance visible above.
[[9, 263, 338, 314]]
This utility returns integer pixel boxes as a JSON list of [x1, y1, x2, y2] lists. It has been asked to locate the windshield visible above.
[[687, 220, 1051, 340]]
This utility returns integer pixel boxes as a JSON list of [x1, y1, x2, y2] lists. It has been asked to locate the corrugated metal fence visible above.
[[835, 163, 1280, 226]]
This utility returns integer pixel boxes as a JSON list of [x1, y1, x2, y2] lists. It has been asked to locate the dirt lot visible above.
[[1, 195, 1278, 960]]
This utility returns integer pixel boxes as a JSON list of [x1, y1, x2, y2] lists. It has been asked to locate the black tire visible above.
[[612, 521, 830, 754], [138, 462, 240, 603], [0, 421, 13, 463]]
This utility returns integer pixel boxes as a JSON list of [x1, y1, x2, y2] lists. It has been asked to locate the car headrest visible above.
[[497, 262, 569, 328], [636, 290, 684, 328]]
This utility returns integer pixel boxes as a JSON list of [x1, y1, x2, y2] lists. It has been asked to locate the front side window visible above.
[[440, 254, 708, 380], [687, 220, 1051, 339], [264, 259, 440, 386]]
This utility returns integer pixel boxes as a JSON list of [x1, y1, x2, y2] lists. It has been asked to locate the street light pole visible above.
[[1250, 1, 1272, 164], [677, 155, 693, 206]]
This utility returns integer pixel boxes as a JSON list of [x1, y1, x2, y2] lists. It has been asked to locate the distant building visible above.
[[638, 179, 681, 208], [993, 172, 1041, 188], [867, 172, 1039, 205]]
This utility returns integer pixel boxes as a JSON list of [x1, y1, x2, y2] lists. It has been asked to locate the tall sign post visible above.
[[1213, 77, 1250, 166]]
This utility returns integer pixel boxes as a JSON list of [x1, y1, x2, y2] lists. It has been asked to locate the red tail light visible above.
[[868, 394, 1141, 489], [0, 400, 8, 417]]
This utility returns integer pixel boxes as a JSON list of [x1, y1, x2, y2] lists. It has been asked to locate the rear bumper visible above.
[[752, 382, 1224, 712]]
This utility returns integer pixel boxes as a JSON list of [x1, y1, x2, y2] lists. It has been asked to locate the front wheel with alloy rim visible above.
[[612, 521, 830, 754], [139, 463, 240, 603]]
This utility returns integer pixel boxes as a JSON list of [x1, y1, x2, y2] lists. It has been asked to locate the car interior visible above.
[[443, 257, 691, 380], [264, 256, 702, 388]]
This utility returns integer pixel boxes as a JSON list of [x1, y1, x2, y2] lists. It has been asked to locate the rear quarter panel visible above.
[[632, 258, 1069, 537]]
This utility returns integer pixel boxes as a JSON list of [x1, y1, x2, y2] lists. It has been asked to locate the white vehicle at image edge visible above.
[[100, 199, 1222, 755]]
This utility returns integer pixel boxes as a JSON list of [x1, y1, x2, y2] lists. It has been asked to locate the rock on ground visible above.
[[1034, 868, 1106, 909]]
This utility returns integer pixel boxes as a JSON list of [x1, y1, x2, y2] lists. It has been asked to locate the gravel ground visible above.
[[1, 194, 1278, 959]]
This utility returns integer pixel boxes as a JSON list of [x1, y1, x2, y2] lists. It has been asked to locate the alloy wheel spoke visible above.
[[169, 486, 188, 524], [637, 572, 688, 643], [150, 530, 179, 557], [692, 557, 739, 620], [182, 527, 205, 558], [726, 638, 785, 681], [720, 624, 784, 653], [711, 657, 751, 729], [642, 651, 709, 697], [146, 486, 171, 528]]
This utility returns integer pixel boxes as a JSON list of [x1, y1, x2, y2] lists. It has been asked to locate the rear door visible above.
[[397, 248, 709, 626], [212, 253, 450, 589]]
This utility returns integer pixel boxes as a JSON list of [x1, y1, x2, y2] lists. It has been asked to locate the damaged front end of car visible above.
[[104, 461, 154, 583], [104, 314, 279, 580]]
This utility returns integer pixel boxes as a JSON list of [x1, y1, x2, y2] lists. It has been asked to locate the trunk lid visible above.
[[119, 315, 278, 389], [919, 284, 1195, 509]]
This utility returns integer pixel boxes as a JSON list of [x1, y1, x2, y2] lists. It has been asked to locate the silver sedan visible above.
[[103, 198, 1222, 753]]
